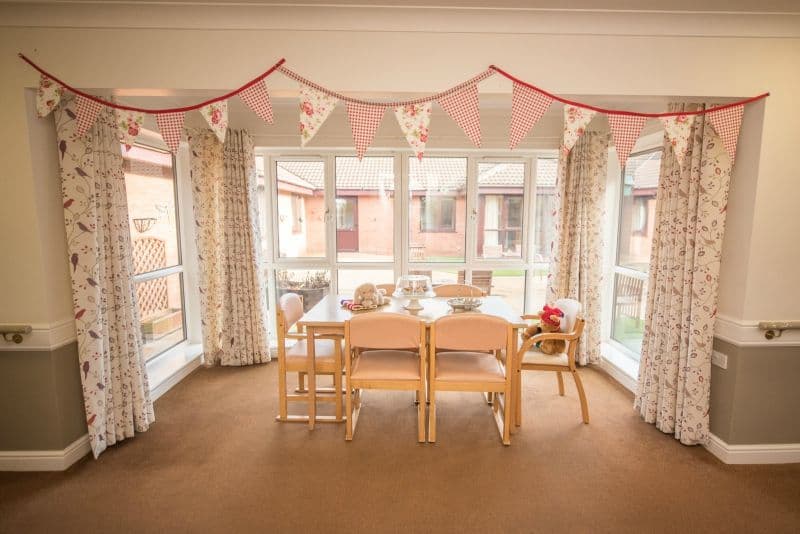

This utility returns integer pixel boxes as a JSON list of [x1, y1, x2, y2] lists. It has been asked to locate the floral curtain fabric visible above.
[[547, 131, 609, 366], [55, 97, 154, 459], [188, 129, 270, 366], [635, 104, 732, 446]]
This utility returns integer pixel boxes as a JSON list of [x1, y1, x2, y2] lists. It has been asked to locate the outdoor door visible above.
[[336, 196, 359, 252]]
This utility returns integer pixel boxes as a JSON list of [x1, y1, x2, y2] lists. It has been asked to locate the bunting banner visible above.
[[239, 80, 274, 125], [608, 114, 648, 167], [115, 109, 145, 151], [562, 105, 597, 155], [707, 104, 744, 163], [299, 84, 339, 147], [74, 95, 104, 138], [509, 82, 552, 150], [155, 112, 185, 153], [36, 74, 63, 118], [437, 83, 482, 147], [395, 102, 432, 160], [200, 101, 229, 143], [347, 102, 387, 160], [660, 114, 694, 166]]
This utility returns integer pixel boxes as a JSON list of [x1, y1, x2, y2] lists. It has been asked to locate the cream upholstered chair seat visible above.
[[351, 350, 421, 381], [285, 338, 341, 368], [435, 352, 505, 383], [520, 350, 569, 367]]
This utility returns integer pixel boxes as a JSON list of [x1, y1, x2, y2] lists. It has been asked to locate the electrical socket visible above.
[[711, 350, 728, 369]]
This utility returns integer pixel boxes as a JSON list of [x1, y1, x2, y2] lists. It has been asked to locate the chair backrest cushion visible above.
[[349, 313, 422, 350], [279, 293, 304, 333], [434, 314, 508, 351], [434, 284, 485, 297], [553, 298, 582, 334]]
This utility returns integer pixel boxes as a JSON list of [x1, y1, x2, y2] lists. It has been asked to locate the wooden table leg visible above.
[[306, 326, 317, 430]]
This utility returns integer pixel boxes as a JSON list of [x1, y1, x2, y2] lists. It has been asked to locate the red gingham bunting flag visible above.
[[74, 95, 104, 138], [707, 104, 743, 163], [36, 74, 63, 118], [200, 101, 229, 143], [659, 114, 694, 166], [509, 82, 552, 150], [394, 102, 432, 160], [608, 114, 648, 167], [347, 102, 386, 160], [562, 104, 596, 155], [239, 80, 274, 125], [115, 109, 145, 151], [437, 83, 481, 147], [156, 111, 185, 153]]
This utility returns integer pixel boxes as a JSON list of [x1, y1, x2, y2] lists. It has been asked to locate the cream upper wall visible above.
[[0, 4, 798, 326]]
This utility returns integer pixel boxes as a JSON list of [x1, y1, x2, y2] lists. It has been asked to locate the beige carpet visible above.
[[1, 364, 798, 533]]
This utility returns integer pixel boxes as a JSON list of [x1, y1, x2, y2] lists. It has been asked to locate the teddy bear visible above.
[[353, 282, 389, 308], [521, 304, 567, 355]]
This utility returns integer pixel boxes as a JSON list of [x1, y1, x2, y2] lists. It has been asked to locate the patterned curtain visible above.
[[55, 97, 154, 459], [635, 104, 732, 445], [547, 131, 609, 365], [188, 129, 270, 366]]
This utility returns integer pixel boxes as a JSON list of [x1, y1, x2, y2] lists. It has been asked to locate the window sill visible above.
[[599, 341, 639, 393], [146, 342, 204, 401]]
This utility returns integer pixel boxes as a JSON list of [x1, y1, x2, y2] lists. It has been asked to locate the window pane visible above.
[[611, 272, 648, 355], [275, 269, 331, 313], [408, 157, 466, 262], [532, 157, 557, 306], [336, 156, 394, 262], [275, 161, 326, 258], [337, 269, 395, 296], [618, 150, 661, 271], [255, 155, 268, 254], [477, 162, 525, 259], [124, 145, 180, 275], [483, 269, 526, 314], [136, 272, 185, 361]]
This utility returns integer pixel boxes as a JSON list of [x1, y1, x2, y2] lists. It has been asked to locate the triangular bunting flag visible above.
[[347, 102, 386, 160], [239, 80, 274, 125], [437, 83, 481, 147], [608, 114, 648, 167], [707, 104, 743, 163], [75, 95, 104, 138], [200, 101, 229, 143], [509, 82, 552, 150], [394, 102, 432, 160], [36, 74, 63, 118], [115, 109, 145, 151], [299, 84, 338, 147], [562, 105, 597, 155], [660, 114, 694, 166], [156, 112, 185, 153]]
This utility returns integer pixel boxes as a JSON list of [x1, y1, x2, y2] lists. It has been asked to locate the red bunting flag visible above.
[[75, 95, 104, 138], [509, 82, 552, 150], [36, 74, 63, 118], [707, 104, 743, 163], [156, 112, 185, 153], [608, 114, 648, 167], [437, 83, 481, 147], [347, 102, 386, 159], [239, 80, 274, 125]]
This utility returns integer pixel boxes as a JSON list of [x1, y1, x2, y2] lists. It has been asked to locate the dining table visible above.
[[296, 294, 528, 430]]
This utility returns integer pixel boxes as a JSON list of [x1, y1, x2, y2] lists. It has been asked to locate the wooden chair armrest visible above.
[[521, 314, 541, 320], [529, 332, 576, 343], [284, 333, 306, 340]]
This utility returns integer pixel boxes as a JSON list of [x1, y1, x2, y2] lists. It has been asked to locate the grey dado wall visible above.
[[710, 339, 800, 445], [0, 342, 87, 450]]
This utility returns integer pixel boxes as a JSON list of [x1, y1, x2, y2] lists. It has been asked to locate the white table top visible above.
[[297, 294, 527, 328]]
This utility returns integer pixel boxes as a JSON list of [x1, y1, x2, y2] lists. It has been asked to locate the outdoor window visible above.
[[610, 148, 662, 356], [274, 160, 326, 258], [123, 144, 186, 361], [420, 196, 456, 232], [477, 162, 525, 259]]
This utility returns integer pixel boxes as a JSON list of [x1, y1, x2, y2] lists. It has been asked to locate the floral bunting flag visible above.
[[75, 95, 105, 138], [156, 111, 185, 153], [115, 109, 144, 151], [36, 75, 63, 118], [608, 114, 648, 167], [707, 104, 744, 163], [299, 84, 338, 147], [437, 83, 482, 147], [509, 82, 552, 150], [394, 102, 432, 160], [347, 102, 386, 160], [561, 105, 597, 155], [660, 114, 694, 165], [200, 101, 229, 143], [239, 80, 274, 125]]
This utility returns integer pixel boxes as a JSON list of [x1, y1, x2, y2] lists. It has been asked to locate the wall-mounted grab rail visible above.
[[0, 324, 32, 344], [758, 321, 800, 340]]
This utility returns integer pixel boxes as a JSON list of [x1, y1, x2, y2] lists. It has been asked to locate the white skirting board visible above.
[[704, 434, 800, 465], [0, 434, 91, 472]]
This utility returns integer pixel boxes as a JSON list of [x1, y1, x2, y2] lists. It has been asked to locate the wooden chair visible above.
[[276, 293, 345, 425], [458, 270, 493, 295], [516, 298, 588, 425], [344, 313, 427, 442], [433, 284, 486, 297], [429, 314, 515, 445]]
